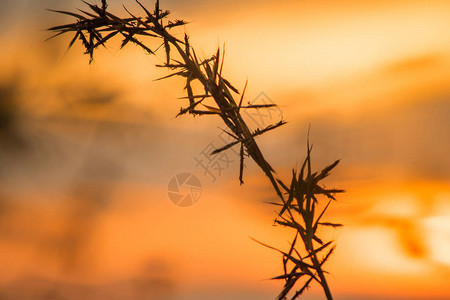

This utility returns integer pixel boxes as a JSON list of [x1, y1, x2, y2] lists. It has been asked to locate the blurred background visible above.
[[0, 0, 449, 299]]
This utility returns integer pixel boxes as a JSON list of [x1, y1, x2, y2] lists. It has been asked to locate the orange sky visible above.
[[0, 0, 449, 299]]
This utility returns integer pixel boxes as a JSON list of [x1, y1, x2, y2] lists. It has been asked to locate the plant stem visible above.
[[312, 253, 333, 300], [164, 27, 285, 200], [47, 2, 343, 298]]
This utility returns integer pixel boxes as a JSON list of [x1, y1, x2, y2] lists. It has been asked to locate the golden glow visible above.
[[422, 215, 450, 266], [1, 0, 450, 299]]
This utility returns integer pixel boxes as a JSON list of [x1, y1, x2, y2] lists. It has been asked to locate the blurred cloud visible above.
[[309, 95, 450, 181], [0, 81, 28, 151], [383, 53, 444, 75], [0, 261, 177, 300]]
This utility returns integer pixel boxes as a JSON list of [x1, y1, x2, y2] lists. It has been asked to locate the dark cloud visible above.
[[0, 81, 29, 151], [0, 0, 76, 27]]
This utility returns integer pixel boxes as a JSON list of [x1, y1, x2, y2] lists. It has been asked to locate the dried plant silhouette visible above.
[[47, 1, 343, 299]]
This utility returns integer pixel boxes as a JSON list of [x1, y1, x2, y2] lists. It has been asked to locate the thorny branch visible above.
[[48, 1, 344, 299]]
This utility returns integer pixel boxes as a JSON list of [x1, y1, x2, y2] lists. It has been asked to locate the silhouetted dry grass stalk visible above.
[[47, 1, 343, 299]]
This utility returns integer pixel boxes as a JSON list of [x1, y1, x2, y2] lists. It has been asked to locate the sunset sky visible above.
[[0, 0, 449, 299]]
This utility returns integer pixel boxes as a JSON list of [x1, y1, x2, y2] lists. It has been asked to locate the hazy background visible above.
[[0, 0, 449, 299]]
